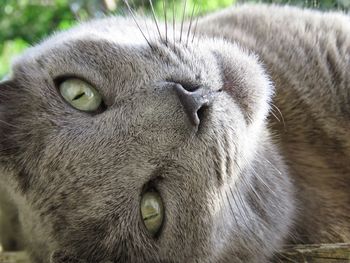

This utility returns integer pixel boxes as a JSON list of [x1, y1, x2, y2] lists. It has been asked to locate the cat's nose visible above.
[[174, 84, 214, 128]]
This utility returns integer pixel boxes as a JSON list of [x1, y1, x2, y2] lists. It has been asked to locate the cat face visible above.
[[0, 16, 288, 263]]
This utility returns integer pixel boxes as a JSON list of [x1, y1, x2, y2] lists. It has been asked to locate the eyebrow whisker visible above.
[[122, 0, 153, 49], [180, 0, 188, 43], [149, 0, 162, 41], [186, 0, 197, 47]]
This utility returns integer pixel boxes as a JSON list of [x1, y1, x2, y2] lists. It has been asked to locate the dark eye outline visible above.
[[54, 75, 107, 115]]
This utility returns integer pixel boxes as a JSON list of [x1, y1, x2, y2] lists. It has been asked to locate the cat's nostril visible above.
[[174, 84, 214, 128], [181, 83, 200, 92], [197, 105, 208, 124]]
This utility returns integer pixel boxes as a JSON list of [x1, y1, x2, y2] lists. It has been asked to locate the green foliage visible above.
[[0, 0, 76, 78], [152, 0, 236, 19], [0, 39, 28, 78], [0, 0, 350, 79], [0, 0, 75, 44]]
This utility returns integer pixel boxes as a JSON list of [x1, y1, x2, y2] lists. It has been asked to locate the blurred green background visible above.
[[1, 0, 350, 79]]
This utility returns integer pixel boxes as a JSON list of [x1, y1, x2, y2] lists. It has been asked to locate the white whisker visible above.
[[191, 5, 201, 43], [149, 0, 162, 40], [122, 0, 153, 49], [186, 0, 197, 46], [163, 0, 168, 45], [172, 0, 176, 49], [180, 0, 188, 43], [271, 103, 286, 128]]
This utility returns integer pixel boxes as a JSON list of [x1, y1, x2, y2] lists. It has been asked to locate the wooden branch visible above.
[[0, 243, 349, 263], [276, 243, 350, 262], [0, 252, 29, 263]]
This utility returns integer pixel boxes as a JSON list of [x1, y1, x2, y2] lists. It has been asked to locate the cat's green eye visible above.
[[59, 78, 102, 112], [140, 191, 164, 237]]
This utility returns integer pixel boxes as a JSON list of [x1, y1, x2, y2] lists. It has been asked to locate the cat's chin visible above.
[[210, 134, 296, 263], [50, 251, 86, 263]]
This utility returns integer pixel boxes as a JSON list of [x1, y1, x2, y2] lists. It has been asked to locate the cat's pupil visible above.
[[72, 92, 85, 101]]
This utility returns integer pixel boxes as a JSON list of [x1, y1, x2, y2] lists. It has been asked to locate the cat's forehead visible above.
[[14, 18, 156, 73], [9, 16, 223, 103], [9, 17, 188, 98], [21, 16, 150, 57]]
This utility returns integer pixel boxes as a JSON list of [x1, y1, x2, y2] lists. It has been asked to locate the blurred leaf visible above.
[[0, 39, 29, 78]]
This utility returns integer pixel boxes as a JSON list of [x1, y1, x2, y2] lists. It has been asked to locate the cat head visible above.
[[0, 15, 293, 263]]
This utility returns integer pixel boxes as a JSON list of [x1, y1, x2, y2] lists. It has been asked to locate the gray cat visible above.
[[0, 3, 349, 263]]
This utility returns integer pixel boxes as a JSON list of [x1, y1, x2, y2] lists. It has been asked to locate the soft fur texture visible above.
[[0, 3, 349, 263]]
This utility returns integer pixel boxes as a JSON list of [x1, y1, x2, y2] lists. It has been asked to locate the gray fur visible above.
[[0, 3, 348, 263]]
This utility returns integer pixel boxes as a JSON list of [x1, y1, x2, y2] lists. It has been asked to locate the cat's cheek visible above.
[[209, 43, 273, 126], [0, 80, 23, 167], [0, 79, 14, 101], [0, 80, 14, 157], [50, 251, 88, 263]]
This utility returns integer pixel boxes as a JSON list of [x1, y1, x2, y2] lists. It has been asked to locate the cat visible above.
[[0, 3, 349, 263]]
